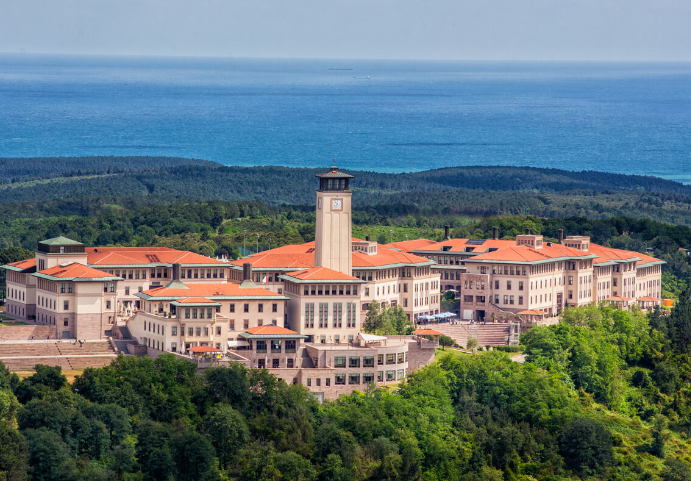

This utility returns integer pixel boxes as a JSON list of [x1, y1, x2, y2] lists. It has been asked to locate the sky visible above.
[[1, 0, 691, 61]]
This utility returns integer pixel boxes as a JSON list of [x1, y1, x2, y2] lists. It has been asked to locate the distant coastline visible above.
[[1, 55, 690, 181]]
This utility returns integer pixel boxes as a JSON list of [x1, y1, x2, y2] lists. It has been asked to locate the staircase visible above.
[[432, 323, 512, 348], [0, 340, 117, 372]]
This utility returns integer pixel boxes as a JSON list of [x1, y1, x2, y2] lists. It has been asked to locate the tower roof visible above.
[[39, 236, 84, 246], [315, 163, 354, 179]]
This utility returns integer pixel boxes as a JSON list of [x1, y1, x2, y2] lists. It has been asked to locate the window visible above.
[[196, 327, 202, 336], [185, 309, 190, 319], [518, 281, 523, 291], [243, 319, 249, 329], [258, 303, 264, 313], [172, 327, 177, 335], [256, 340, 267, 353], [230, 304, 235, 313], [397, 352, 404, 363], [244, 303, 249, 313], [349, 356, 360, 368], [68, 283, 72, 293], [318, 303, 328, 328], [307, 378, 312, 387], [188, 327, 194, 336], [335, 374, 346, 385], [229, 320, 235, 330], [63, 318, 68, 327], [63, 301, 69, 311], [271, 340, 281, 353], [348, 374, 360, 385], [363, 356, 375, 367], [285, 340, 296, 353], [287, 359, 294, 368], [335, 356, 346, 368], [60, 283, 65, 293], [203, 327, 209, 336], [363, 373, 375, 384], [507, 281, 512, 290], [305, 303, 314, 328], [106, 301, 111, 309], [333, 303, 343, 328], [386, 353, 396, 364], [272, 303, 278, 313], [272, 359, 279, 368]]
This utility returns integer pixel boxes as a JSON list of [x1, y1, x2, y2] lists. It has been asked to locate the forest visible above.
[[3, 302, 691, 480], [2, 157, 691, 225]]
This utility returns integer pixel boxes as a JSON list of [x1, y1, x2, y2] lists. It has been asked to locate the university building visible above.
[[1, 165, 664, 399], [389, 227, 664, 321]]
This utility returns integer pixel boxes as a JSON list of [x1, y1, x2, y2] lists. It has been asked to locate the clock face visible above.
[[332, 199, 342, 209]]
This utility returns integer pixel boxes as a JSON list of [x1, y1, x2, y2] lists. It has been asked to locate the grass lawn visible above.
[[14, 369, 85, 384], [0, 315, 15, 321], [0, 320, 28, 326]]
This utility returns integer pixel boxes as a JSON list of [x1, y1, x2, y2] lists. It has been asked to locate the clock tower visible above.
[[314, 162, 354, 275]]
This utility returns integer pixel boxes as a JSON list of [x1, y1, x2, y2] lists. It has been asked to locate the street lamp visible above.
[[243, 230, 247, 256], [390, 229, 393, 243], [269, 238, 272, 250], [256, 233, 260, 253]]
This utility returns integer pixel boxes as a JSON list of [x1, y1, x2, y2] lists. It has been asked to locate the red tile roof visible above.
[[387, 239, 440, 251], [175, 297, 219, 304], [38, 262, 118, 279], [397, 238, 516, 254], [230, 241, 432, 270], [517, 310, 548, 315], [7, 258, 36, 270], [637, 296, 661, 302], [245, 325, 299, 336], [87, 247, 226, 266], [587, 244, 641, 265], [141, 282, 281, 298], [604, 296, 633, 301], [187, 346, 221, 352], [285, 266, 359, 281], [468, 244, 591, 263], [412, 329, 444, 336]]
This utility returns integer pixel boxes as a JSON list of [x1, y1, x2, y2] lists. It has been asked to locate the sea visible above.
[[1, 54, 691, 182]]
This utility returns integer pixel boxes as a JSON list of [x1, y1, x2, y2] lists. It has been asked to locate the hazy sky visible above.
[[2, 0, 690, 61]]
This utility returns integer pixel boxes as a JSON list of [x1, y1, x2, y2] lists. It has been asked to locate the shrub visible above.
[[559, 418, 614, 476]]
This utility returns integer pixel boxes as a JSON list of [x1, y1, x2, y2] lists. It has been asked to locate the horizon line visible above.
[[2, 51, 691, 64]]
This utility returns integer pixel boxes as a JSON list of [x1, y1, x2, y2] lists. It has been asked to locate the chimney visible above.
[[172, 263, 181, 281], [558, 229, 564, 244], [242, 262, 253, 281], [493, 226, 498, 240], [443, 225, 451, 241], [525, 228, 531, 235], [365, 235, 370, 242]]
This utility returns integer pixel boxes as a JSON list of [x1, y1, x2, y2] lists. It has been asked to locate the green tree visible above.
[[466, 338, 478, 352], [649, 415, 669, 458], [0, 421, 29, 481], [662, 458, 691, 481], [170, 431, 217, 481], [23, 428, 75, 481], [439, 335, 454, 351], [559, 418, 613, 476], [201, 404, 249, 470], [14, 365, 67, 404], [669, 288, 691, 350], [205, 364, 251, 413]]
